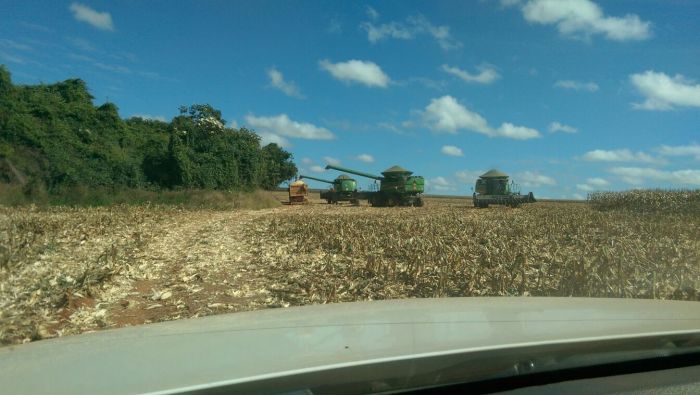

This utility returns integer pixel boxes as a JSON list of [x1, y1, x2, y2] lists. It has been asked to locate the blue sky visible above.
[[2, 0, 699, 198]]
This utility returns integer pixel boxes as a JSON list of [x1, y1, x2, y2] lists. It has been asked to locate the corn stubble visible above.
[[255, 196, 699, 305], [1, 191, 698, 346]]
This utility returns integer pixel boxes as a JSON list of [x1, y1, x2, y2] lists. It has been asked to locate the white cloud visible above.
[[356, 154, 375, 163], [323, 156, 341, 166], [66, 37, 96, 52], [576, 177, 609, 191], [586, 177, 609, 187], [378, 122, 408, 135], [245, 114, 334, 140], [496, 123, 541, 140], [366, 6, 379, 21], [518, 0, 651, 41], [440, 64, 500, 84], [301, 157, 313, 165], [94, 62, 131, 74], [630, 71, 700, 111], [267, 67, 304, 98], [658, 144, 700, 160], [441, 145, 464, 157], [555, 80, 599, 92], [430, 177, 451, 187], [69, 3, 114, 31], [455, 170, 483, 184], [500, 0, 523, 7], [582, 149, 662, 164], [427, 176, 454, 192], [572, 193, 586, 200], [361, 14, 462, 50], [327, 18, 342, 34], [258, 132, 290, 148], [424, 96, 490, 134], [310, 165, 326, 173], [0, 39, 32, 51], [609, 167, 700, 185], [549, 121, 578, 133], [423, 96, 541, 140], [0, 51, 26, 64], [319, 59, 390, 88], [517, 171, 556, 187]]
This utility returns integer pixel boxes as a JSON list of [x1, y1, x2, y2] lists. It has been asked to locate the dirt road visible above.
[[1, 204, 292, 345]]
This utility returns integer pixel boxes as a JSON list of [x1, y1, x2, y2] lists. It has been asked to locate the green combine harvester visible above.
[[473, 169, 536, 208], [299, 174, 359, 204], [325, 164, 425, 207]]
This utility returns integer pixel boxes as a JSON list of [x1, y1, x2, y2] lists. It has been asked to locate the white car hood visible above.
[[2, 297, 700, 394]]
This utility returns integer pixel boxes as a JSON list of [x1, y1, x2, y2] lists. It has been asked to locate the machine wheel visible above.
[[414, 197, 424, 207]]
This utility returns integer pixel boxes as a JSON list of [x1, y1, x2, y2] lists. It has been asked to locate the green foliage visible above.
[[0, 66, 297, 197]]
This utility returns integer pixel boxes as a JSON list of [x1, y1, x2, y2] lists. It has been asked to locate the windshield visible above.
[[0, 0, 698, 377]]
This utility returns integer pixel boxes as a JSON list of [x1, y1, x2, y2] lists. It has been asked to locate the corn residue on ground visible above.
[[1, 195, 699, 346]]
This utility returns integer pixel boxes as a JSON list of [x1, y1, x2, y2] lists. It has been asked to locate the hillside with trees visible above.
[[0, 65, 297, 197]]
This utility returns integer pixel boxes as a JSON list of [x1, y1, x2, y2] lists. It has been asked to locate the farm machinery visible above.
[[288, 179, 310, 204], [473, 169, 536, 208], [300, 174, 360, 204], [325, 164, 425, 207]]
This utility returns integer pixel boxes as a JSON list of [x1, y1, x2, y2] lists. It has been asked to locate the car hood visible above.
[[2, 297, 700, 394]]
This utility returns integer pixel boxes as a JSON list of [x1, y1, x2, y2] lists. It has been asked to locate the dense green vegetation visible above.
[[0, 65, 297, 199]]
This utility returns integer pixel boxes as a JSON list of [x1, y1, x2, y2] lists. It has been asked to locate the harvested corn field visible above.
[[1, 194, 699, 346]]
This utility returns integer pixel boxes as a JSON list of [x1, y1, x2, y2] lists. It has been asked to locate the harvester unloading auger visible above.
[[324, 164, 425, 207], [473, 169, 536, 208], [299, 174, 360, 205]]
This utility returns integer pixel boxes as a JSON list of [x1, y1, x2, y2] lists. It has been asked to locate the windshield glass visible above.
[[0, 0, 698, 356]]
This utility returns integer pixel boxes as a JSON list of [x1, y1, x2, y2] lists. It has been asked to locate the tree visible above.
[[0, 68, 298, 192]]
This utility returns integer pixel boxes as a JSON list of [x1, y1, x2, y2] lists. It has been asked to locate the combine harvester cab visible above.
[[325, 164, 425, 207], [300, 174, 359, 205], [473, 169, 536, 208], [288, 179, 310, 205]]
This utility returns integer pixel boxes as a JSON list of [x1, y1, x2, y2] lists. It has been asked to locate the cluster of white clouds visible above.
[[427, 176, 453, 191], [658, 144, 700, 160], [609, 167, 700, 186], [244, 114, 334, 148], [576, 177, 610, 191], [361, 7, 462, 50], [504, 0, 651, 42], [517, 171, 556, 187], [582, 149, 663, 164], [630, 71, 700, 111], [425, 169, 557, 193], [57, 2, 699, 195], [423, 95, 541, 140], [319, 59, 390, 88], [578, 143, 700, 187]]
